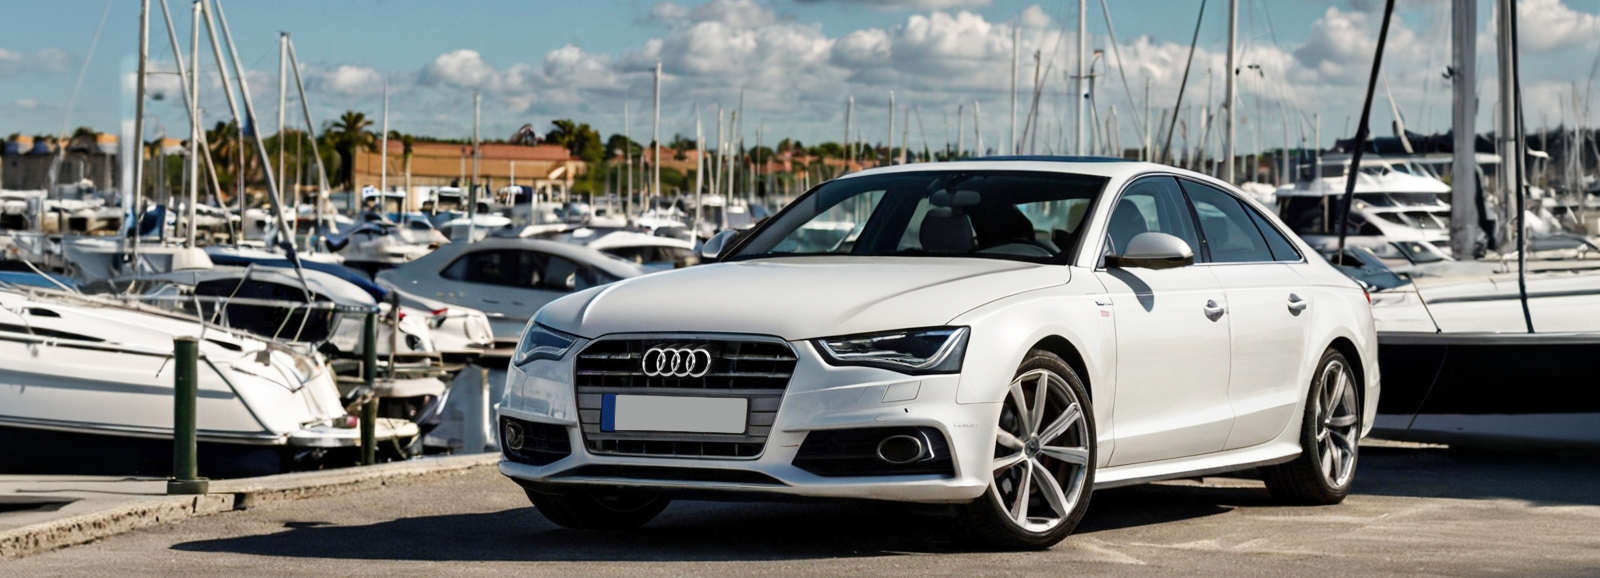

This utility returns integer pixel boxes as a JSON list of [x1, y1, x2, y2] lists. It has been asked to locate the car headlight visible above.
[[813, 326, 970, 374], [512, 323, 578, 366]]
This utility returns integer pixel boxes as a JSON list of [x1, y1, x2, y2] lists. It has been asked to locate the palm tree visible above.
[[326, 111, 375, 190], [545, 119, 581, 150], [206, 121, 241, 203]]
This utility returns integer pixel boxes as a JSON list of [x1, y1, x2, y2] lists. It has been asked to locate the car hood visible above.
[[535, 256, 1068, 340]]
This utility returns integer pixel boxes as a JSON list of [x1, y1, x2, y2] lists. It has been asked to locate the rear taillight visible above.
[[1364, 290, 1371, 304]]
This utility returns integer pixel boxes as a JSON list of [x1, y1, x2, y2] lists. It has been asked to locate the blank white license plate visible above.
[[601, 394, 747, 434]]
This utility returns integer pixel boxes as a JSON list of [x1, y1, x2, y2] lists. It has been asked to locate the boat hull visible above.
[[1373, 331, 1600, 449], [0, 422, 405, 478]]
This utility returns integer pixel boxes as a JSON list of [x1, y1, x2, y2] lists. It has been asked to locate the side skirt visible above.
[[1092, 442, 1301, 490]]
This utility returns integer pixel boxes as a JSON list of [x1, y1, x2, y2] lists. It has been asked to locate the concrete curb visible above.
[[0, 453, 500, 561]]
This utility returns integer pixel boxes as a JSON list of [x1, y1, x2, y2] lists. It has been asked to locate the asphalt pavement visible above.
[[5, 443, 1599, 578]]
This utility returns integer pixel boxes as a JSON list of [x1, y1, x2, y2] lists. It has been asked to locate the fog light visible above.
[[876, 435, 926, 464], [503, 420, 525, 451]]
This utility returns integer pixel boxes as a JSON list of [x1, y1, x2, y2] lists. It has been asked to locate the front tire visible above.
[[1261, 349, 1361, 505], [525, 488, 670, 530], [955, 350, 1096, 550]]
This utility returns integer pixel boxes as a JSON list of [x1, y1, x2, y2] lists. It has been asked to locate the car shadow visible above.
[[1350, 445, 1600, 507], [169, 492, 1231, 562], [168, 446, 1600, 562]]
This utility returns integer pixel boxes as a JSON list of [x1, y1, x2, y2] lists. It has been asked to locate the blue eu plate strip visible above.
[[600, 393, 616, 432]]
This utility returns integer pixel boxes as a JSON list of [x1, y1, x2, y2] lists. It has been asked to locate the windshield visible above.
[[730, 170, 1107, 263]]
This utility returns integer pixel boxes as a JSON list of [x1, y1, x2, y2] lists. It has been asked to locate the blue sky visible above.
[[4, 0, 1599, 153]]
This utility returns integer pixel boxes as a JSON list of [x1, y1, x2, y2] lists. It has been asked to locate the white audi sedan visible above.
[[498, 158, 1378, 549]]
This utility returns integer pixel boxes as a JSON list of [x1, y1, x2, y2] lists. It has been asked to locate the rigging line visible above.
[[1161, 0, 1207, 165], [1509, 0, 1534, 334], [1334, 0, 1396, 267], [54, 0, 114, 141], [1095, 0, 1145, 138], [1255, 0, 1280, 50]]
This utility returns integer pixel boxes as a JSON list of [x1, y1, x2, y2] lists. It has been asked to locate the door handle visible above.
[[1287, 293, 1308, 314], [1203, 300, 1225, 321]]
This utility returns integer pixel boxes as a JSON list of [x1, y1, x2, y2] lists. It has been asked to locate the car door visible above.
[[1179, 180, 1312, 450], [1093, 175, 1235, 466]]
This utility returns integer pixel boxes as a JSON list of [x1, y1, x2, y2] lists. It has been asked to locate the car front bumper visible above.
[[496, 337, 998, 504]]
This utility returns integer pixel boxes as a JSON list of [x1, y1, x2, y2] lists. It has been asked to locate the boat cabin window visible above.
[[0, 322, 104, 342], [1278, 197, 1381, 236]]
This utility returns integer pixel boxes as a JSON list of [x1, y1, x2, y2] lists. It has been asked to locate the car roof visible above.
[[835, 156, 1201, 185], [429, 237, 648, 278]]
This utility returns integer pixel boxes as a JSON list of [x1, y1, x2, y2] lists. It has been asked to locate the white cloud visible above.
[[1514, 0, 1600, 52], [319, 65, 386, 97], [796, 0, 994, 11], [0, 47, 74, 77], [421, 49, 501, 90], [15, 99, 38, 109]]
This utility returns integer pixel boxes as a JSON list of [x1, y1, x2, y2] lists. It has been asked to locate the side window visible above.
[[537, 254, 585, 292], [441, 250, 527, 287], [1105, 176, 1201, 258], [1179, 181, 1276, 263], [1242, 203, 1303, 261]]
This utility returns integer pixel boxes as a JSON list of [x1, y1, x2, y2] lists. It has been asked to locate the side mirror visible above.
[[700, 229, 739, 261], [1105, 232, 1194, 269]]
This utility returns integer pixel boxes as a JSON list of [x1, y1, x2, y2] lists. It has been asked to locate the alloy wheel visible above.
[[990, 369, 1091, 534], [1316, 359, 1360, 488]]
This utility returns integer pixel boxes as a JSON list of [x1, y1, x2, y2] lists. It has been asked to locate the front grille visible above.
[[574, 335, 797, 459]]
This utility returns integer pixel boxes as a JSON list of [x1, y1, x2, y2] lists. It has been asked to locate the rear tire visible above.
[[525, 488, 670, 530], [955, 350, 1096, 550], [1261, 349, 1360, 505]]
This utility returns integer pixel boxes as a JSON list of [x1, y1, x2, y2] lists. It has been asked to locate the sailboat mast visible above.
[[624, 100, 631, 218], [284, 39, 333, 244], [693, 106, 703, 233], [1223, 0, 1237, 183], [131, 0, 149, 264], [380, 84, 388, 199], [974, 100, 983, 156], [1495, 0, 1519, 253], [1449, 0, 1478, 257], [1076, 0, 1087, 155], [845, 95, 853, 168], [278, 33, 287, 227], [210, 1, 291, 250], [188, 1, 200, 248], [956, 103, 965, 158], [652, 61, 662, 204], [1011, 26, 1019, 155], [468, 91, 479, 242]]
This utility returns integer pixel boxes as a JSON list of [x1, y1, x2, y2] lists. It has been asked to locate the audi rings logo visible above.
[[642, 346, 714, 378]]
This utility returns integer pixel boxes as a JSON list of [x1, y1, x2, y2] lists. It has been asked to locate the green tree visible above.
[[325, 110, 375, 190], [606, 134, 639, 159], [546, 119, 605, 196]]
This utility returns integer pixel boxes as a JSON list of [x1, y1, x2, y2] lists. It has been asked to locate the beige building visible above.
[[352, 141, 584, 200]]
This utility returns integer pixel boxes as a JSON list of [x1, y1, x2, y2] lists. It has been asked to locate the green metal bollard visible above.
[[168, 336, 208, 495], [360, 310, 378, 466]]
